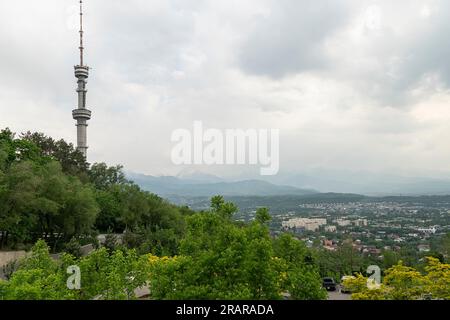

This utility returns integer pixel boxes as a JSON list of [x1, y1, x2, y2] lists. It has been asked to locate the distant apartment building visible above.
[[322, 239, 337, 251], [334, 218, 368, 227], [363, 247, 382, 256], [417, 244, 431, 252], [417, 227, 437, 235], [335, 219, 352, 227], [352, 219, 368, 227], [407, 233, 419, 238], [325, 225, 337, 232], [282, 218, 327, 232]]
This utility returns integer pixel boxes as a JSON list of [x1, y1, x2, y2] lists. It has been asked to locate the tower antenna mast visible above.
[[79, 0, 84, 66]]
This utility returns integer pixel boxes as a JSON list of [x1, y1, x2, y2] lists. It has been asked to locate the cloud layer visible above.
[[1, 0, 450, 179]]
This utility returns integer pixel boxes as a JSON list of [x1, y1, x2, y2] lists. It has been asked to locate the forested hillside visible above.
[[0, 129, 190, 255]]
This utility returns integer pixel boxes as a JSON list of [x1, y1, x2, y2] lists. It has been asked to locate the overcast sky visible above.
[[1, 0, 450, 179]]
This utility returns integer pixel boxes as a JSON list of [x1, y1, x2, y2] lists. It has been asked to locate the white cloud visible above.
[[1, 0, 450, 179]]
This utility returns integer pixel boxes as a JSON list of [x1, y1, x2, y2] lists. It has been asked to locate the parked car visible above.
[[322, 277, 337, 291], [340, 275, 356, 294]]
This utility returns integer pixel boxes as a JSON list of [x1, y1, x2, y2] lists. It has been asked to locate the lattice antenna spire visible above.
[[79, 0, 84, 66]]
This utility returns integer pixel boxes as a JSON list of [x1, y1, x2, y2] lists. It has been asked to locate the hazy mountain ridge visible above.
[[128, 169, 450, 200], [259, 170, 450, 196], [127, 172, 317, 197]]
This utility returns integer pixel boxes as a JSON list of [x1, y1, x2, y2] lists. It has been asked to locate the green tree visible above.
[[0, 161, 39, 247], [149, 199, 279, 299], [273, 233, 308, 266], [77, 247, 149, 300], [20, 131, 88, 179], [382, 250, 401, 269], [288, 266, 327, 300], [148, 198, 324, 300], [0, 130, 98, 249], [0, 240, 151, 300], [210, 195, 238, 219], [273, 233, 325, 299], [244, 217, 280, 299], [0, 240, 75, 300], [255, 207, 271, 224], [88, 163, 129, 190]]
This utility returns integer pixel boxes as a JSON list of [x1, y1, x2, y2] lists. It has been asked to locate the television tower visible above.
[[72, 0, 92, 158]]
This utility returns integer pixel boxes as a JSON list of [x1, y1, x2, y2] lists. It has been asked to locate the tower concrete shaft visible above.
[[72, 66, 91, 157], [72, 0, 91, 158]]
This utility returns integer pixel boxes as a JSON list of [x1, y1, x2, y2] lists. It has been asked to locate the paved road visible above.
[[134, 285, 352, 300], [327, 286, 352, 300]]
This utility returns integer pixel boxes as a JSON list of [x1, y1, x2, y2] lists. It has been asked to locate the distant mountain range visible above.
[[262, 171, 450, 196], [127, 169, 450, 201], [127, 172, 317, 198]]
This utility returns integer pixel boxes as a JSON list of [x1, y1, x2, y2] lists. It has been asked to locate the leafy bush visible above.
[[344, 257, 450, 300]]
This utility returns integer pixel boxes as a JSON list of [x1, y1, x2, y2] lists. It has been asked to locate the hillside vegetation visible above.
[[0, 129, 448, 300]]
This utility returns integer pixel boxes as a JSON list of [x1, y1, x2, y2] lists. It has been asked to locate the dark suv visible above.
[[322, 277, 337, 291]]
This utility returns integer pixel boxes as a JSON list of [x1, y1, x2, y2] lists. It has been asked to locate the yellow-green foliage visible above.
[[343, 257, 450, 300], [423, 257, 450, 299]]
